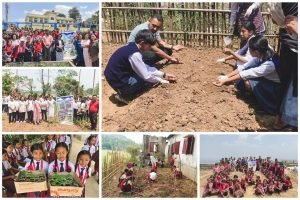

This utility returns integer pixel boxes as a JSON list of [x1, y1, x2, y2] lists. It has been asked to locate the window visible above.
[[51, 17, 54, 20], [40, 19, 43, 23], [34, 18, 38, 23], [171, 141, 180, 154], [149, 142, 158, 152], [182, 136, 195, 155]]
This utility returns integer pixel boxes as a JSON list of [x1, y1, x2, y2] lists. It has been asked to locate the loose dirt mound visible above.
[[200, 168, 298, 198], [102, 43, 292, 132], [102, 166, 197, 197]]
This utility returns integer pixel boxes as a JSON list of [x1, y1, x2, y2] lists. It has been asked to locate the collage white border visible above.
[[0, 0, 299, 199]]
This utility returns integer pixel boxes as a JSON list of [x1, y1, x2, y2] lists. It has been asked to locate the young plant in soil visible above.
[[50, 173, 80, 187], [17, 171, 45, 182]]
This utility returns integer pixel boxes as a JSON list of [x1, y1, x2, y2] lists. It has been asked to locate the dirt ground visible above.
[[2, 113, 98, 132], [102, 44, 294, 132], [70, 136, 99, 198], [102, 165, 197, 197], [200, 168, 298, 198]]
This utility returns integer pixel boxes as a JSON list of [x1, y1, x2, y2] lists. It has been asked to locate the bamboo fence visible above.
[[102, 2, 280, 50]]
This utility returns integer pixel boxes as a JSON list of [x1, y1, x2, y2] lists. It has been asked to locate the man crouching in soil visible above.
[[104, 29, 176, 105]]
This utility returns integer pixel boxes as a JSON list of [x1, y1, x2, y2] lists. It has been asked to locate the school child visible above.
[[216, 22, 256, 67], [21, 139, 32, 163], [33, 96, 42, 125], [92, 150, 99, 180], [233, 179, 245, 198], [2, 149, 18, 197], [168, 153, 176, 170], [47, 96, 55, 122], [74, 150, 92, 197], [202, 177, 215, 197], [3, 142, 18, 169], [8, 96, 16, 123], [14, 96, 20, 122], [118, 168, 134, 193], [255, 176, 262, 187], [240, 178, 246, 192], [57, 135, 71, 149], [26, 95, 34, 123], [255, 182, 265, 196], [213, 35, 280, 115], [34, 39, 43, 62], [219, 179, 230, 198], [18, 97, 26, 122], [268, 180, 275, 194], [274, 180, 283, 193], [44, 135, 56, 163], [40, 96, 48, 121], [23, 143, 49, 197], [81, 135, 96, 157], [174, 166, 183, 179], [146, 169, 157, 183], [48, 142, 75, 173], [12, 139, 25, 167], [17, 40, 26, 62]]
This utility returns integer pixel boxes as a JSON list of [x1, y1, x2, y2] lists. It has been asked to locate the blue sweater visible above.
[[104, 42, 140, 89]]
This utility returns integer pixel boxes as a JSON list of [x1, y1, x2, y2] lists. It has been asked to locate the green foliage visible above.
[[126, 145, 140, 163], [102, 135, 140, 151], [68, 7, 81, 21], [2, 135, 45, 144], [57, 13, 66, 18], [86, 10, 99, 24], [53, 71, 79, 97], [2, 72, 14, 94]]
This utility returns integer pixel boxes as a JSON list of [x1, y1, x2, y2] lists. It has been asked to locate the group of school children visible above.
[[2, 134, 99, 197], [202, 157, 293, 198]]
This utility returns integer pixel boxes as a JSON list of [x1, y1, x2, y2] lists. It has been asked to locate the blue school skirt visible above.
[[236, 77, 280, 115], [281, 80, 298, 127]]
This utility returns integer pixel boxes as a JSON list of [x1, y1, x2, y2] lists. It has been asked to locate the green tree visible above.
[[126, 146, 140, 162], [53, 70, 80, 97], [2, 71, 14, 94], [68, 7, 81, 21], [86, 10, 99, 24], [57, 13, 66, 18]]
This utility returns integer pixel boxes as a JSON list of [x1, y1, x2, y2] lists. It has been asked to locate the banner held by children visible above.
[[56, 96, 74, 125]]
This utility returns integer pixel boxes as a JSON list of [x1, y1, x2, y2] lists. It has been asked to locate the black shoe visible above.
[[114, 94, 130, 105]]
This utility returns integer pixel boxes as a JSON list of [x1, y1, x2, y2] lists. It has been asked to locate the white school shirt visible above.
[[2, 160, 12, 176], [13, 148, 22, 160], [86, 100, 91, 111], [47, 99, 55, 117], [19, 101, 26, 113], [80, 103, 86, 111], [48, 159, 75, 173], [24, 159, 49, 173], [81, 144, 96, 157], [40, 99, 48, 110], [14, 100, 20, 111], [26, 100, 33, 111], [58, 135, 71, 146], [149, 172, 157, 180], [8, 100, 16, 113], [75, 165, 92, 184], [44, 140, 56, 153], [22, 146, 31, 158], [238, 58, 280, 83], [73, 101, 79, 109]]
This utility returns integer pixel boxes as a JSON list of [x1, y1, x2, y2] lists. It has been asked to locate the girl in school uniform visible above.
[[21, 139, 32, 163], [23, 143, 49, 197], [8, 96, 16, 123], [216, 22, 256, 67], [18, 97, 26, 123], [12, 139, 25, 167], [3, 142, 18, 169], [74, 150, 92, 197], [48, 142, 75, 174], [33, 96, 42, 125], [56, 135, 71, 149], [44, 135, 56, 163], [213, 35, 280, 115], [2, 149, 19, 197], [81, 135, 96, 157]]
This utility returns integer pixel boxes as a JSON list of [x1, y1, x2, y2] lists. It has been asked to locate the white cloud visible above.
[[81, 10, 97, 20], [80, 6, 88, 9], [54, 5, 73, 15], [16, 18, 25, 22], [24, 9, 49, 15]]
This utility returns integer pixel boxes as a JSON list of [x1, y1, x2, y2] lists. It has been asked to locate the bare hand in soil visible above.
[[172, 44, 185, 51], [213, 80, 225, 87], [165, 73, 177, 82], [169, 57, 180, 64], [223, 48, 233, 55], [216, 58, 226, 63]]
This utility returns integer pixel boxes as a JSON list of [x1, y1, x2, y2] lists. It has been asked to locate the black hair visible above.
[[2, 149, 7, 155], [30, 143, 44, 153], [3, 142, 12, 149], [249, 35, 274, 63], [135, 29, 156, 45], [54, 142, 71, 173], [241, 21, 256, 33], [74, 150, 92, 178], [151, 169, 155, 173], [150, 14, 163, 23], [86, 135, 96, 145], [22, 139, 29, 146], [13, 139, 20, 146]]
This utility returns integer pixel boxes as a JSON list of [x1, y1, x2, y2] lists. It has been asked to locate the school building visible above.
[[166, 134, 197, 182], [143, 134, 197, 182], [25, 11, 74, 24]]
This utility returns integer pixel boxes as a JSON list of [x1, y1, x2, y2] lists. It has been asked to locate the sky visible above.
[[124, 133, 171, 144], [200, 135, 298, 164], [5, 69, 99, 91], [2, 2, 99, 22]]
